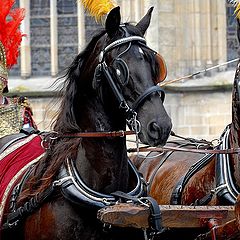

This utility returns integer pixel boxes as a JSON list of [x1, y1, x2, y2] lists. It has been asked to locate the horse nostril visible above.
[[147, 121, 161, 139]]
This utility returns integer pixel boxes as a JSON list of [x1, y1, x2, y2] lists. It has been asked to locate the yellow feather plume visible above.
[[235, 2, 240, 19], [80, 0, 117, 22]]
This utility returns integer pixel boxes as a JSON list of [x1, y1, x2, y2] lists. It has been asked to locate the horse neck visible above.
[[75, 94, 130, 194], [230, 64, 240, 185]]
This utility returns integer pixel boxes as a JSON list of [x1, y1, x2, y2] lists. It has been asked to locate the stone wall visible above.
[[119, 0, 228, 80], [163, 69, 235, 141], [165, 89, 232, 142]]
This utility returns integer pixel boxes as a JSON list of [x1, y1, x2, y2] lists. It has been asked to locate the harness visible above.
[[215, 125, 239, 204], [170, 151, 215, 205], [129, 125, 240, 206], [170, 125, 240, 205], [55, 158, 146, 208], [2, 157, 147, 229]]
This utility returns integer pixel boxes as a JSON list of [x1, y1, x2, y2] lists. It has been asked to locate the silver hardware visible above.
[[40, 139, 50, 150], [53, 176, 73, 187], [143, 229, 149, 240], [211, 184, 228, 194], [120, 101, 130, 112], [116, 69, 121, 76], [119, 130, 125, 137], [99, 51, 104, 62]]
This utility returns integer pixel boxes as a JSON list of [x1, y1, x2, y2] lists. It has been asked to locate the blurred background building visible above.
[[8, 0, 239, 141]]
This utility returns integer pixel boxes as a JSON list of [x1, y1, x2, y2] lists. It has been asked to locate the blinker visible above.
[[112, 58, 129, 86], [155, 53, 167, 84]]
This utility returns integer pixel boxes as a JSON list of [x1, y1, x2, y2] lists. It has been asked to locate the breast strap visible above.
[[55, 158, 147, 209]]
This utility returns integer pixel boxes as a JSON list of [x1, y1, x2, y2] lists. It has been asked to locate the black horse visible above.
[[1, 7, 172, 240]]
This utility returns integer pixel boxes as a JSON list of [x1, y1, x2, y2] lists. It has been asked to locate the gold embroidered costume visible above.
[[0, 0, 34, 138]]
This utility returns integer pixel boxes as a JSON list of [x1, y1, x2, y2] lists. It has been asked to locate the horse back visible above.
[[131, 140, 216, 205]]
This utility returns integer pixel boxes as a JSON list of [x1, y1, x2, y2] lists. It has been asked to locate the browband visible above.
[[99, 36, 146, 62]]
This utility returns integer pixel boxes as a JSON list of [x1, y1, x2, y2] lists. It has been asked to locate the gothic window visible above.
[[226, 2, 239, 66], [30, 0, 51, 76], [84, 15, 101, 43], [57, 0, 78, 74]]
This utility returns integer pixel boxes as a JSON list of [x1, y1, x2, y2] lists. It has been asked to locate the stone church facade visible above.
[[11, 0, 237, 79]]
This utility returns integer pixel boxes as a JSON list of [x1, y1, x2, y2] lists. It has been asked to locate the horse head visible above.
[[66, 7, 172, 147]]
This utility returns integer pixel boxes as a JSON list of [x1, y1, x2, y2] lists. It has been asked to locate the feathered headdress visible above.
[[0, 0, 25, 92], [79, 0, 117, 22]]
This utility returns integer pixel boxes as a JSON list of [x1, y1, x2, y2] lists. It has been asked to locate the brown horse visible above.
[[130, 18, 240, 240], [0, 6, 172, 240]]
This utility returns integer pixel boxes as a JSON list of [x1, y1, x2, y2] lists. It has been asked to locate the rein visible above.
[[41, 130, 136, 150], [160, 58, 240, 87], [60, 130, 135, 138], [127, 145, 240, 155]]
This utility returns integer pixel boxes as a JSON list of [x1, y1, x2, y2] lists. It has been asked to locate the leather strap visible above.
[[62, 130, 135, 138], [111, 191, 164, 233], [132, 85, 165, 111], [143, 196, 164, 233], [128, 146, 240, 155]]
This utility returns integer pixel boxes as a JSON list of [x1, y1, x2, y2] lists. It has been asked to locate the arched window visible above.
[[226, 2, 239, 65], [57, 0, 78, 74], [30, 0, 51, 76], [13, 0, 104, 77]]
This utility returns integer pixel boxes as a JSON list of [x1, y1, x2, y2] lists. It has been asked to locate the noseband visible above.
[[93, 34, 165, 132]]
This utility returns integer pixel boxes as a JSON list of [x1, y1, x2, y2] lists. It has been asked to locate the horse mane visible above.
[[53, 29, 107, 133], [19, 28, 107, 202], [19, 23, 160, 203]]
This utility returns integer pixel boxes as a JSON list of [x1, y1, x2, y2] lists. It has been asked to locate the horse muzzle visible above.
[[140, 117, 172, 147]]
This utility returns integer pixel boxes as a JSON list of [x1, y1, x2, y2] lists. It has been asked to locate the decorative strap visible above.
[[99, 36, 146, 62], [2, 185, 54, 230]]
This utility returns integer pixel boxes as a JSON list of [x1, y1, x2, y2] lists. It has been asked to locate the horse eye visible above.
[[116, 69, 121, 76]]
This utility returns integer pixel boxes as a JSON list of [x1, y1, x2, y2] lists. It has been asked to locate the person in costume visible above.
[[0, 0, 37, 138]]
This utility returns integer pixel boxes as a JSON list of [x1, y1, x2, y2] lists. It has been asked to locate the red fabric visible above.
[[0, 135, 45, 204], [22, 107, 38, 129], [0, 0, 25, 68]]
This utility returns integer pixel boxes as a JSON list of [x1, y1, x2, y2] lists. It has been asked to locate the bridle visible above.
[[40, 33, 166, 146], [93, 33, 165, 133]]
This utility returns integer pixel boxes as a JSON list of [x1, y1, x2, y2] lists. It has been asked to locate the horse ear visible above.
[[105, 6, 121, 37], [136, 7, 154, 36]]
